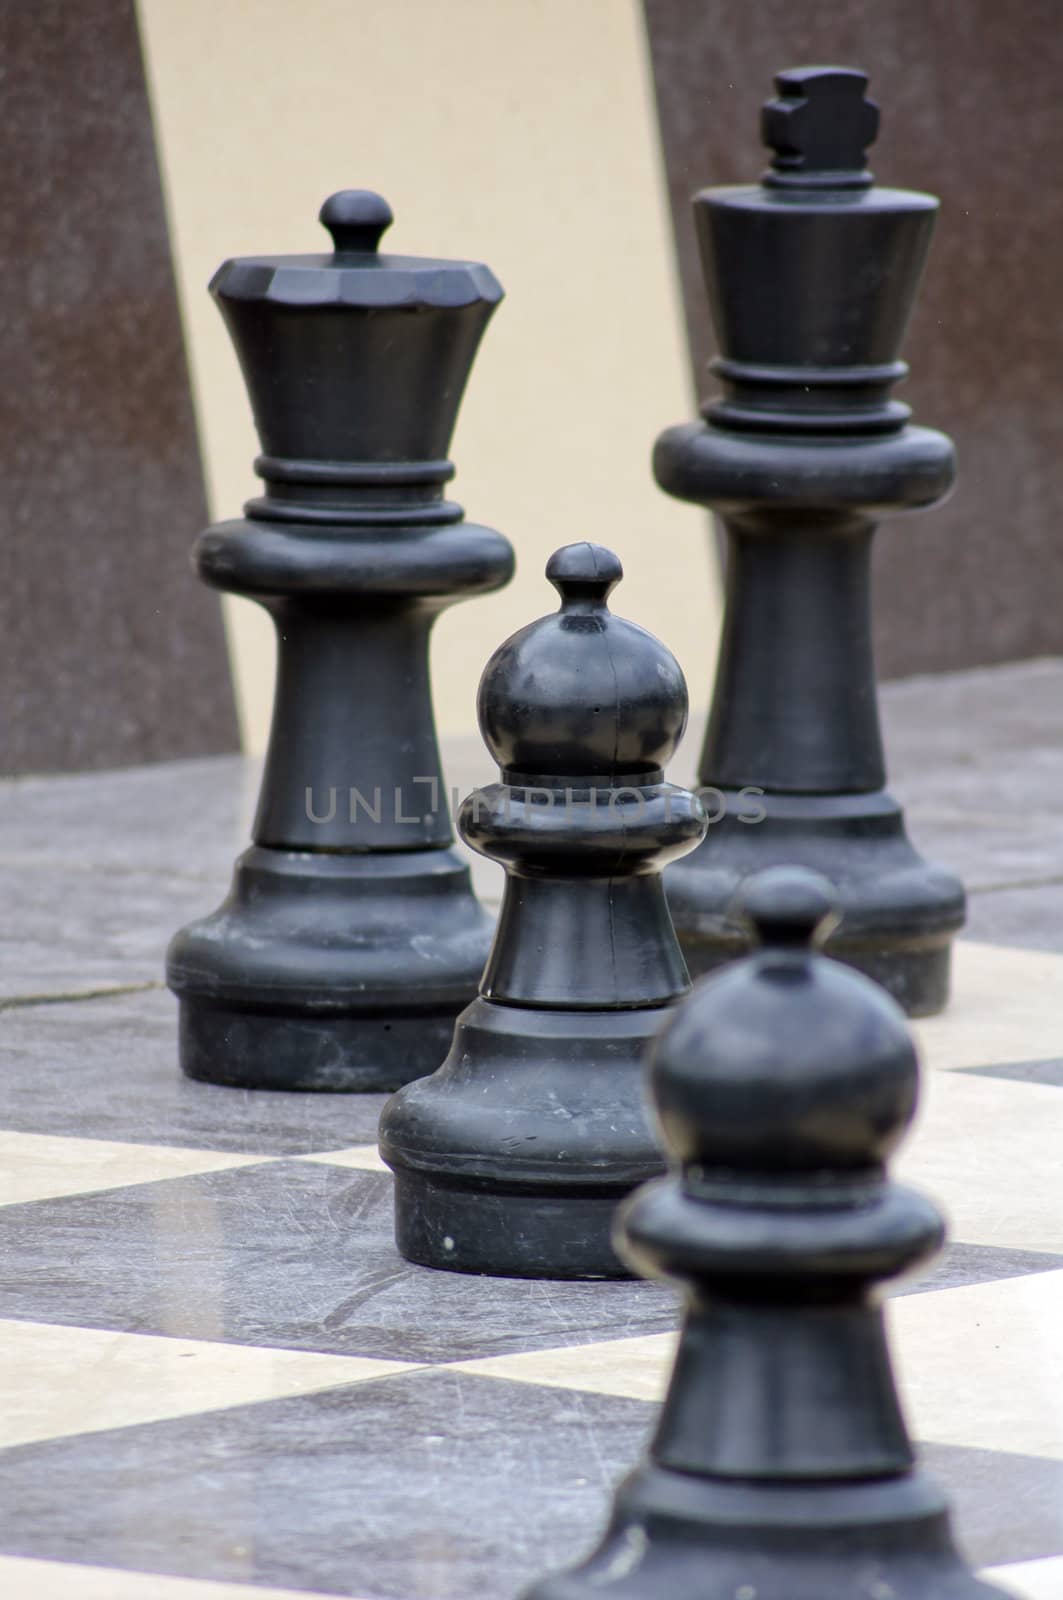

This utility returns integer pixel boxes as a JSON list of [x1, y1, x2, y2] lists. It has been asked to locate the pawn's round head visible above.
[[478, 542, 688, 779], [650, 866, 920, 1178]]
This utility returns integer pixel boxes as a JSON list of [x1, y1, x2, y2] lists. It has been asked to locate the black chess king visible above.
[[167, 192, 513, 1091], [528, 867, 1004, 1600], [380, 544, 706, 1278], [657, 68, 964, 1016]]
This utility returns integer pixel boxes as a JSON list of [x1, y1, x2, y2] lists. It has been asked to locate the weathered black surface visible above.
[[379, 544, 706, 1278], [657, 68, 965, 1015], [166, 192, 513, 1091], [529, 867, 1003, 1600], [0, 0, 238, 773], [643, 0, 1063, 683]]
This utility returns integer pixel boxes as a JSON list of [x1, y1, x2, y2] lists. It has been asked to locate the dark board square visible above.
[[0, 1369, 655, 1599], [0, 1370, 1055, 1597], [957, 1058, 1063, 1088], [0, 987, 389, 1154], [921, 1440, 1063, 1572], [0, 1161, 677, 1361]]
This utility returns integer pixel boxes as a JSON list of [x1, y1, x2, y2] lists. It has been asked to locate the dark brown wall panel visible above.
[[0, 0, 238, 773], [643, 0, 1063, 678]]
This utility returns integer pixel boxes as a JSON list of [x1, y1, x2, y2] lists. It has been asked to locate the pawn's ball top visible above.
[[546, 542, 623, 607], [477, 543, 688, 779], [319, 190, 394, 255], [650, 867, 919, 1177], [739, 865, 839, 950], [762, 65, 879, 187]]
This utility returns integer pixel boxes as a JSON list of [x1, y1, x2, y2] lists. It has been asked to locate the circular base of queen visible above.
[[666, 788, 965, 1018], [166, 843, 493, 1092], [175, 998, 462, 1094], [379, 997, 670, 1279]]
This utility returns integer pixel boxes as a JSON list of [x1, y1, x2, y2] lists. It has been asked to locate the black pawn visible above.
[[166, 192, 513, 1091], [379, 544, 706, 1278], [655, 67, 964, 1015], [529, 868, 1003, 1600]]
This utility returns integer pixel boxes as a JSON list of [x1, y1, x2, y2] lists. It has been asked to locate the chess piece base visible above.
[[380, 997, 668, 1278], [390, 1171, 640, 1281], [529, 1462, 1003, 1600], [167, 844, 492, 1092], [176, 999, 461, 1095], [667, 789, 964, 1016]]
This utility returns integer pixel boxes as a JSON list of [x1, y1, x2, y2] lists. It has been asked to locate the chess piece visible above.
[[379, 543, 706, 1277], [529, 868, 1004, 1600], [167, 192, 513, 1091], [656, 67, 964, 1016]]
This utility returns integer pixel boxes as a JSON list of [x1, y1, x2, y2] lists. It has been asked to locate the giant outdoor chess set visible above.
[[0, 64, 1060, 1600]]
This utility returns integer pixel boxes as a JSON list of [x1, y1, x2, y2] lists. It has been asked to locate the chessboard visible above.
[[0, 661, 1060, 1600]]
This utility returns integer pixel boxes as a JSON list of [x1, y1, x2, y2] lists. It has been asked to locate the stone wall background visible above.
[[0, 0, 238, 773]]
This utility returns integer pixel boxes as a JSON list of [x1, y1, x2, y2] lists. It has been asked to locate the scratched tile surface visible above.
[[0, 664, 1061, 1598]]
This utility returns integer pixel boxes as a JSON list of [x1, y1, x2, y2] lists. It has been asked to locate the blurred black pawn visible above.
[[528, 867, 1003, 1599], [379, 543, 706, 1278], [655, 66, 964, 1015]]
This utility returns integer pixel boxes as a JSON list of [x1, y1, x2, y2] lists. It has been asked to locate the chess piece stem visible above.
[[657, 67, 965, 1015]]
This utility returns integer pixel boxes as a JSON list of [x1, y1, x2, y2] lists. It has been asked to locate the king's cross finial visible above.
[[761, 66, 879, 187]]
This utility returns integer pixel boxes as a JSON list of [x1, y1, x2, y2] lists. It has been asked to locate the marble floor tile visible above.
[[923, 1443, 1063, 1574], [0, 1161, 677, 1360], [960, 1058, 1063, 1087], [460, 1271, 1063, 1465], [0, 863, 226, 1004], [965, 879, 1063, 954], [454, 1362, 1063, 1569], [0, 1146, 1043, 1368], [0, 1369, 1050, 1588], [0, 747, 502, 1008], [0, 755, 255, 879], [0, 1130, 266, 1207], [908, 1242, 1063, 1290], [0, 664, 1058, 1597], [890, 1269, 1063, 1461], [915, 941, 1063, 1072], [987, 1555, 1063, 1599], [0, 987, 389, 1155], [0, 1370, 654, 1599], [0, 1318, 414, 1449], [879, 659, 1063, 772], [0, 1556, 342, 1600], [297, 1145, 389, 1173], [892, 740, 1063, 823], [895, 805, 1063, 895], [898, 1070, 1063, 1254], [454, 1331, 677, 1402]]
